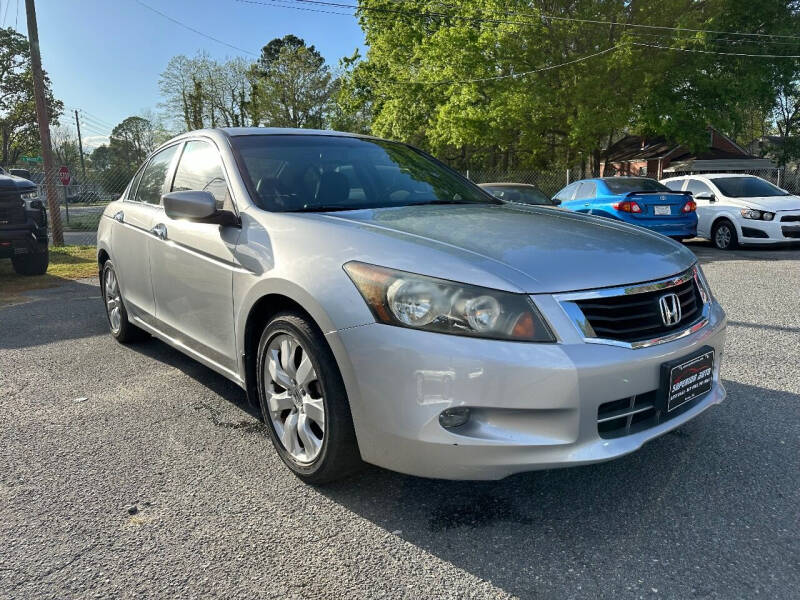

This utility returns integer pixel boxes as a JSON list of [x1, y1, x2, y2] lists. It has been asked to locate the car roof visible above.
[[218, 127, 374, 139]]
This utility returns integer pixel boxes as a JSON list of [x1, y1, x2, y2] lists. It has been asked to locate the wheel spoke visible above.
[[267, 390, 294, 414], [268, 349, 293, 390], [281, 411, 300, 456], [295, 355, 315, 390], [280, 337, 297, 377], [303, 397, 325, 430], [297, 413, 321, 458]]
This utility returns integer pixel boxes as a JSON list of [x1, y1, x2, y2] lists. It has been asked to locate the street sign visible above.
[[59, 166, 71, 186], [21, 155, 42, 163]]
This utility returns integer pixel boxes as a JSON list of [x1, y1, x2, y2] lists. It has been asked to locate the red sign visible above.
[[59, 166, 70, 186]]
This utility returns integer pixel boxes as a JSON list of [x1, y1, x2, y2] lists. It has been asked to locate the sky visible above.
[[5, 0, 366, 148]]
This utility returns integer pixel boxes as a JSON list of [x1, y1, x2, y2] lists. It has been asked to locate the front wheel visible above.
[[101, 261, 150, 343], [257, 312, 361, 484], [11, 246, 48, 275], [711, 219, 738, 250]]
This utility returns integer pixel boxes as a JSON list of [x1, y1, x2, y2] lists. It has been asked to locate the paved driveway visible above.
[[1, 245, 798, 599]]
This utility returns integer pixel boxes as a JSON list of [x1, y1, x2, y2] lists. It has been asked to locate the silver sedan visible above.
[[97, 128, 727, 483]]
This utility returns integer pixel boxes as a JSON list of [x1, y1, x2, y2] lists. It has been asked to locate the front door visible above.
[[147, 139, 241, 376], [112, 145, 180, 321]]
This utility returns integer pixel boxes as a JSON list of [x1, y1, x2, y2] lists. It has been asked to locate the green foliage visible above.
[[350, 0, 800, 170], [0, 27, 62, 166], [90, 116, 164, 194]]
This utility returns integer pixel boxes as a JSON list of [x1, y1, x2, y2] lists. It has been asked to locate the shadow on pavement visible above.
[[0, 279, 107, 349], [316, 379, 798, 597], [685, 239, 800, 264]]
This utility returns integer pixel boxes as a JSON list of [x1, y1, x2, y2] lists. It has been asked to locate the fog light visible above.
[[439, 407, 470, 429]]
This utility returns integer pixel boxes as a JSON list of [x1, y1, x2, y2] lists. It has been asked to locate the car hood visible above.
[[736, 195, 800, 212], [325, 203, 696, 293]]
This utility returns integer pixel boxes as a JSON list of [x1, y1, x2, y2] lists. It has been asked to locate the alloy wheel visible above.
[[104, 267, 122, 334], [264, 333, 326, 464], [715, 224, 732, 249]]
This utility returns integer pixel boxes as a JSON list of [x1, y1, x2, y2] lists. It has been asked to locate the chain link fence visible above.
[[6, 160, 799, 247]]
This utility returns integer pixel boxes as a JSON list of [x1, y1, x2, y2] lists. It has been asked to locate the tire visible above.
[[711, 219, 738, 250], [256, 311, 361, 484], [101, 261, 150, 343], [11, 246, 49, 275]]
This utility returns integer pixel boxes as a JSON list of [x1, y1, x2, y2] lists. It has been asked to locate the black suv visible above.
[[0, 169, 49, 275]]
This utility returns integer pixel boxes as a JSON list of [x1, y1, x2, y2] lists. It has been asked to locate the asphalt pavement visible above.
[[1, 243, 798, 599]]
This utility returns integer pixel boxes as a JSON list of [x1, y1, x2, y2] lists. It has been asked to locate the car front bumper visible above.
[[327, 299, 726, 480], [0, 227, 46, 259], [737, 214, 800, 244]]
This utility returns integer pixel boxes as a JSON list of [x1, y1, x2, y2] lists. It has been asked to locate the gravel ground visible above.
[[1, 242, 798, 599]]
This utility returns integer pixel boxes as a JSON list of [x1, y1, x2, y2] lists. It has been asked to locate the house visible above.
[[601, 127, 776, 179]]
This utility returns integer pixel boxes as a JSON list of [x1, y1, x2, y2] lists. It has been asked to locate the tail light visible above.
[[682, 200, 697, 213], [612, 200, 642, 213]]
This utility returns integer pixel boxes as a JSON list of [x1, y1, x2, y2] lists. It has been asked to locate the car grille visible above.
[[780, 215, 800, 222], [573, 274, 703, 343], [597, 389, 707, 439], [0, 190, 25, 226]]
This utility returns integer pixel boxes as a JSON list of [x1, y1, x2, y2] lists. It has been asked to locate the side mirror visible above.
[[695, 192, 716, 202], [551, 198, 562, 206], [162, 190, 239, 226]]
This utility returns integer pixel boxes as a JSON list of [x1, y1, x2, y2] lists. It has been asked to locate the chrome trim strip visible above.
[[597, 404, 654, 424], [555, 266, 711, 349]]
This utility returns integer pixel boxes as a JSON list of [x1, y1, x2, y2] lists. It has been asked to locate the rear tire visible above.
[[257, 311, 361, 484], [11, 246, 49, 275], [711, 219, 738, 250], [102, 261, 150, 343]]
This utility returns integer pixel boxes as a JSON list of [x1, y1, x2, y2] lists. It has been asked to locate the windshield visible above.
[[712, 177, 789, 198], [483, 185, 553, 206], [231, 135, 498, 212], [604, 178, 671, 194]]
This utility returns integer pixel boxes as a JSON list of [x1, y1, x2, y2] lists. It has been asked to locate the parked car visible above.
[[0, 171, 49, 275], [478, 182, 559, 206], [661, 174, 800, 249], [97, 128, 726, 483], [66, 190, 103, 204], [554, 177, 698, 240]]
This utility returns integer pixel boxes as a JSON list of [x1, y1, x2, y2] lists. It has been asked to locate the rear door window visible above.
[[554, 183, 578, 202], [685, 179, 712, 196], [575, 181, 596, 200], [135, 145, 180, 205], [664, 179, 685, 191], [172, 140, 233, 211]]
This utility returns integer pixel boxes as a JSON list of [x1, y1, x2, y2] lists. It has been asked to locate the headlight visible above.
[[761, 212, 774, 221], [21, 192, 38, 201], [694, 265, 714, 303], [344, 262, 555, 342]]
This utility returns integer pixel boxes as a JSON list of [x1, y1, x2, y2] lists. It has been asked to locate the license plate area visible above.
[[658, 346, 714, 413], [654, 205, 671, 216]]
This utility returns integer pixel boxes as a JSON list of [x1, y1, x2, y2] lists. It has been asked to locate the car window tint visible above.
[[604, 178, 671, 194], [685, 179, 712, 196], [135, 145, 179, 205], [712, 176, 789, 198], [575, 181, 596, 199], [485, 185, 551, 205], [127, 166, 146, 201], [172, 140, 233, 211], [664, 179, 685, 191]]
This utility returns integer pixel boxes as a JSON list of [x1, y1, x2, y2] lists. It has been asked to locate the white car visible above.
[[661, 174, 800, 249]]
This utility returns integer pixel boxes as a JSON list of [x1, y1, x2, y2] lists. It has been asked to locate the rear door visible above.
[[573, 181, 597, 213], [112, 145, 180, 322], [147, 139, 242, 376]]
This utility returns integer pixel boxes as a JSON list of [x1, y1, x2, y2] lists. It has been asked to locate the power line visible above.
[[236, 0, 800, 41], [398, 45, 621, 86], [632, 42, 800, 59], [134, 0, 259, 56]]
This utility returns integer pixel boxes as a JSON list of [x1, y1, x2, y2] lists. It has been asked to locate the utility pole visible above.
[[74, 110, 86, 180], [25, 0, 63, 246]]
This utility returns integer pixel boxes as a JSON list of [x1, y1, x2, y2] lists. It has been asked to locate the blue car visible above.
[[554, 177, 698, 240]]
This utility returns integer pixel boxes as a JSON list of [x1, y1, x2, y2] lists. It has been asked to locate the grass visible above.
[[0, 245, 97, 307], [61, 214, 101, 232]]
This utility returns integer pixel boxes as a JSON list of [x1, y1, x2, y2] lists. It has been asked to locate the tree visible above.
[[0, 27, 61, 165], [770, 78, 800, 166], [349, 0, 800, 172], [92, 116, 162, 194], [248, 35, 334, 128]]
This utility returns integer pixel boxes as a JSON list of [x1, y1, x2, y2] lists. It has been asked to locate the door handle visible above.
[[150, 223, 167, 240], [113, 211, 124, 223]]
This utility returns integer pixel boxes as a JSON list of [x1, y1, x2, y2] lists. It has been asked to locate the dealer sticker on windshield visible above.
[[654, 205, 671, 216], [661, 347, 715, 412]]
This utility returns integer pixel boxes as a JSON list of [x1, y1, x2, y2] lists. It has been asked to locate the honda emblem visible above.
[[659, 293, 682, 326]]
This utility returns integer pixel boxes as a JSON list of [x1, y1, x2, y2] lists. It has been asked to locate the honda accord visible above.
[[97, 129, 727, 483]]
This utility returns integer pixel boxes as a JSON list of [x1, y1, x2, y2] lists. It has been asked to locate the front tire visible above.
[[257, 312, 361, 484], [11, 246, 48, 275], [711, 219, 738, 250], [101, 261, 150, 343]]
